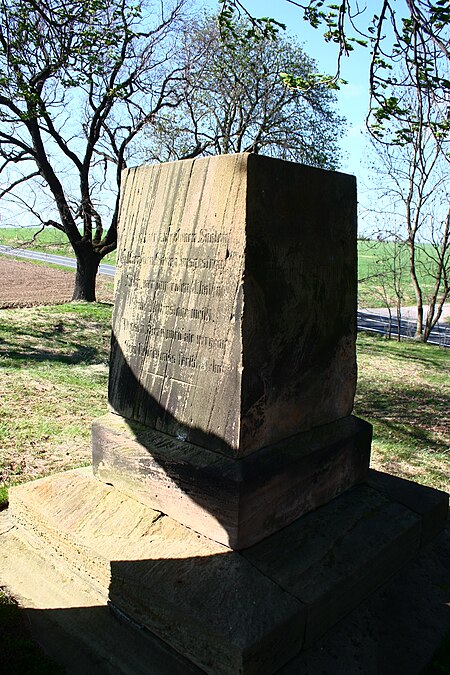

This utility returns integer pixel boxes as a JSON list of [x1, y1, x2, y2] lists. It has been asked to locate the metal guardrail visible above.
[[357, 311, 450, 348]]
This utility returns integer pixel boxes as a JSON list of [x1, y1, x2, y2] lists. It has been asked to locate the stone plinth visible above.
[[93, 413, 371, 549], [95, 153, 367, 545], [7, 469, 448, 675]]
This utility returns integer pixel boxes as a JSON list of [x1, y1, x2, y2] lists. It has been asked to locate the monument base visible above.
[[7, 467, 448, 675], [92, 413, 372, 549]]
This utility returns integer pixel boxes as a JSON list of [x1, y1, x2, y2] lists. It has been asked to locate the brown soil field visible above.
[[0, 257, 114, 308]]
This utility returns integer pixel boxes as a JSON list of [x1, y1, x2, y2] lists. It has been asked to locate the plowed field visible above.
[[0, 258, 114, 308]]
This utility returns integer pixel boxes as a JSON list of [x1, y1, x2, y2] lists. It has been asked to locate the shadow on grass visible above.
[[0, 342, 101, 366], [357, 333, 448, 371], [355, 378, 449, 457], [0, 322, 106, 366]]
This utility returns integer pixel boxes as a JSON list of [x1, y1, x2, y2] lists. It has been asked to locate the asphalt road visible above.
[[1, 245, 449, 347], [0, 244, 115, 277], [357, 311, 450, 348]]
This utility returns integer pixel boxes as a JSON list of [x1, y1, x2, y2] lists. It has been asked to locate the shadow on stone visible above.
[[93, 334, 372, 549], [6, 467, 449, 674], [5, 154, 449, 674]]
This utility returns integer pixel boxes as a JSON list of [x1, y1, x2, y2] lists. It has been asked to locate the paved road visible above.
[[2, 245, 449, 347], [357, 311, 450, 348], [0, 244, 115, 277]]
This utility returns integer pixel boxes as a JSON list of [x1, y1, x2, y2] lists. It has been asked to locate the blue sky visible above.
[[208, 0, 374, 181], [0, 0, 375, 229]]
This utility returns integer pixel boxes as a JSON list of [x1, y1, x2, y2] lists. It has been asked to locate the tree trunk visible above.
[[407, 240, 424, 339], [396, 304, 402, 342], [72, 249, 101, 302]]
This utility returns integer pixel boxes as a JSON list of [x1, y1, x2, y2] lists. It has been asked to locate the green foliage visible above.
[[217, 0, 286, 42], [219, 1, 450, 142], [143, 12, 345, 169]]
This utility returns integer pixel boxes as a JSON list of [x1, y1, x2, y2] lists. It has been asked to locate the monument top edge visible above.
[[122, 152, 356, 181]]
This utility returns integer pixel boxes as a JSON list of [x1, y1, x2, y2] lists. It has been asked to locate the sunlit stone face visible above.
[[108, 153, 357, 457]]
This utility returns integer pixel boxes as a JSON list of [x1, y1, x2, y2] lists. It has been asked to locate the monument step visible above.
[[92, 413, 372, 549], [0, 510, 201, 675], [6, 467, 448, 674]]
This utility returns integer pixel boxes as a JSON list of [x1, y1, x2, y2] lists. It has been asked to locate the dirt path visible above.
[[0, 257, 114, 308]]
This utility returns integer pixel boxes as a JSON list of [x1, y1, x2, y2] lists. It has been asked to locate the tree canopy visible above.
[[218, 0, 450, 141], [142, 13, 345, 168]]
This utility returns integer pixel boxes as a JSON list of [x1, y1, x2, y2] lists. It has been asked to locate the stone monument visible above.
[[92, 152, 372, 548], [7, 153, 448, 675]]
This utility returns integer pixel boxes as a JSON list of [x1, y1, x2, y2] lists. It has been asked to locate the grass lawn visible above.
[[355, 333, 449, 492], [358, 239, 445, 309], [0, 302, 448, 669], [0, 303, 112, 504], [0, 302, 448, 503]]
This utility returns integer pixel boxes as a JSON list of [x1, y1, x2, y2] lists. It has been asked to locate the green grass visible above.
[[0, 226, 116, 264], [358, 239, 444, 308], [359, 240, 433, 307], [355, 332, 449, 491], [0, 303, 112, 497]]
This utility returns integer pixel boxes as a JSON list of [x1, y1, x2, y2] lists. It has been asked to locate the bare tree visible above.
[[0, 0, 186, 300], [141, 13, 345, 168], [368, 92, 450, 342], [359, 236, 407, 341]]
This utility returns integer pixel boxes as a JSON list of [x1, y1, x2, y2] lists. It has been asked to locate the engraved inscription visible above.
[[110, 155, 248, 450], [115, 218, 240, 384]]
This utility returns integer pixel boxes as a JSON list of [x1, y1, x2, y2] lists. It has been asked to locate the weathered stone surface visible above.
[[109, 153, 357, 458], [7, 469, 447, 674], [8, 469, 306, 675], [3, 501, 449, 675], [368, 469, 449, 547], [93, 413, 372, 548], [243, 481, 423, 646]]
